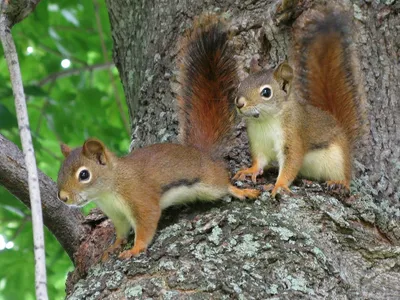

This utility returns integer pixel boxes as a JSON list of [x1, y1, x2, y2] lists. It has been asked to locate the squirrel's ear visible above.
[[273, 61, 293, 83], [249, 57, 262, 73], [273, 61, 293, 92], [82, 138, 107, 165], [60, 143, 71, 158]]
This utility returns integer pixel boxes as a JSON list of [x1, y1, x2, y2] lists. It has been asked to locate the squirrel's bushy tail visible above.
[[295, 8, 366, 146], [177, 15, 238, 157]]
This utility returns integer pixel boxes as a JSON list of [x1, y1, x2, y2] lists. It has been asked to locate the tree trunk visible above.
[[66, 0, 400, 298]]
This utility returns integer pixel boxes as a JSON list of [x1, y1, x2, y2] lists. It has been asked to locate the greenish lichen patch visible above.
[[105, 271, 124, 290], [67, 159, 400, 300], [161, 290, 181, 300], [166, 243, 179, 256], [193, 241, 223, 262], [124, 285, 143, 299], [158, 259, 176, 271], [286, 275, 314, 294], [227, 214, 238, 224], [235, 234, 260, 257], [67, 283, 86, 300], [265, 283, 279, 295], [312, 247, 327, 264], [208, 226, 223, 245], [270, 226, 295, 241]]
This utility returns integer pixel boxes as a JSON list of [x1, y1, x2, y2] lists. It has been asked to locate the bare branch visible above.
[[1, 0, 41, 26], [17, 31, 90, 66], [38, 62, 114, 86], [0, 133, 85, 260], [0, 0, 85, 286], [0, 12, 48, 297]]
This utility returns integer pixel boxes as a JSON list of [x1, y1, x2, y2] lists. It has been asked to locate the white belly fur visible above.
[[160, 183, 227, 210], [300, 143, 345, 181], [248, 117, 344, 181], [93, 191, 135, 236], [247, 117, 284, 168]]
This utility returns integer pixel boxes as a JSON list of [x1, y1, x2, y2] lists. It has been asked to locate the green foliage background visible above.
[[0, 1, 129, 299]]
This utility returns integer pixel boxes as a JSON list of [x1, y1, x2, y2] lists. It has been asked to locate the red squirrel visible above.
[[57, 15, 260, 260], [233, 8, 366, 197]]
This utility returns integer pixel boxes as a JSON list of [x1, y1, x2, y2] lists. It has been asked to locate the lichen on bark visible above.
[[67, 178, 400, 299], [66, 0, 400, 298]]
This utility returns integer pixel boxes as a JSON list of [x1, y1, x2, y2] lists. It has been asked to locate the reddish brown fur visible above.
[[57, 16, 259, 260], [234, 8, 366, 196], [177, 15, 238, 157], [294, 8, 366, 146]]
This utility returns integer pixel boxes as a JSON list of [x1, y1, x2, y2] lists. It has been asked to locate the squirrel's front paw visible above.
[[233, 166, 263, 183], [101, 237, 125, 262], [101, 251, 110, 262], [325, 180, 350, 195], [118, 244, 147, 260], [267, 183, 292, 198]]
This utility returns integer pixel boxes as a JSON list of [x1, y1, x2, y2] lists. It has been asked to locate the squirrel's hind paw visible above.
[[229, 185, 260, 200], [233, 166, 263, 183], [118, 243, 147, 260]]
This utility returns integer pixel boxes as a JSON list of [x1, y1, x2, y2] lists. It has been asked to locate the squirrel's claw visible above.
[[233, 166, 263, 183], [229, 185, 260, 200], [268, 183, 292, 198], [101, 252, 110, 262], [118, 244, 147, 260], [325, 180, 350, 195], [101, 237, 125, 262]]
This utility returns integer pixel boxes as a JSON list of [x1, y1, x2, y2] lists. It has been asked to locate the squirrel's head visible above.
[[235, 60, 293, 119], [57, 138, 115, 207]]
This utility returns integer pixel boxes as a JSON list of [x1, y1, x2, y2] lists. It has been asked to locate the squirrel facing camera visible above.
[[57, 15, 260, 262], [234, 8, 366, 198]]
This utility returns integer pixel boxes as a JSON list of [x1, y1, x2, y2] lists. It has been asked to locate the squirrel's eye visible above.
[[260, 87, 272, 98], [79, 169, 90, 182]]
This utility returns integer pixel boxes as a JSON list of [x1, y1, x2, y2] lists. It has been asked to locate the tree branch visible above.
[[38, 62, 114, 86], [17, 32, 89, 66], [0, 11, 48, 297], [2, 0, 41, 26], [0, 134, 85, 261]]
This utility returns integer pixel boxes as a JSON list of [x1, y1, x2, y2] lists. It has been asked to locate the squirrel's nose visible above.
[[58, 190, 69, 203], [236, 97, 246, 109]]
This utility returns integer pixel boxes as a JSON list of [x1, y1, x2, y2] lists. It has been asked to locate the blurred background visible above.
[[0, 1, 129, 299]]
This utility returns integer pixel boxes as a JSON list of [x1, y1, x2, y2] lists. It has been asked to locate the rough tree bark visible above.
[[64, 0, 400, 299], [108, 0, 400, 201]]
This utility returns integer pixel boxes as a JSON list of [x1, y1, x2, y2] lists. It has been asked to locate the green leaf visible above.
[[24, 85, 48, 97], [0, 2, 129, 299], [0, 104, 17, 130], [0, 86, 12, 98]]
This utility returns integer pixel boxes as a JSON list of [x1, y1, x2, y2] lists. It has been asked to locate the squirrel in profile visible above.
[[57, 15, 260, 260], [233, 8, 366, 197]]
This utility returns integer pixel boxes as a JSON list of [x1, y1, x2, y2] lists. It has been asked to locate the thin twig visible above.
[[0, 12, 48, 300], [17, 32, 88, 66], [52, 25, 96, 33], [93, 0, 130, 134], [38, 61, 114, 86]]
